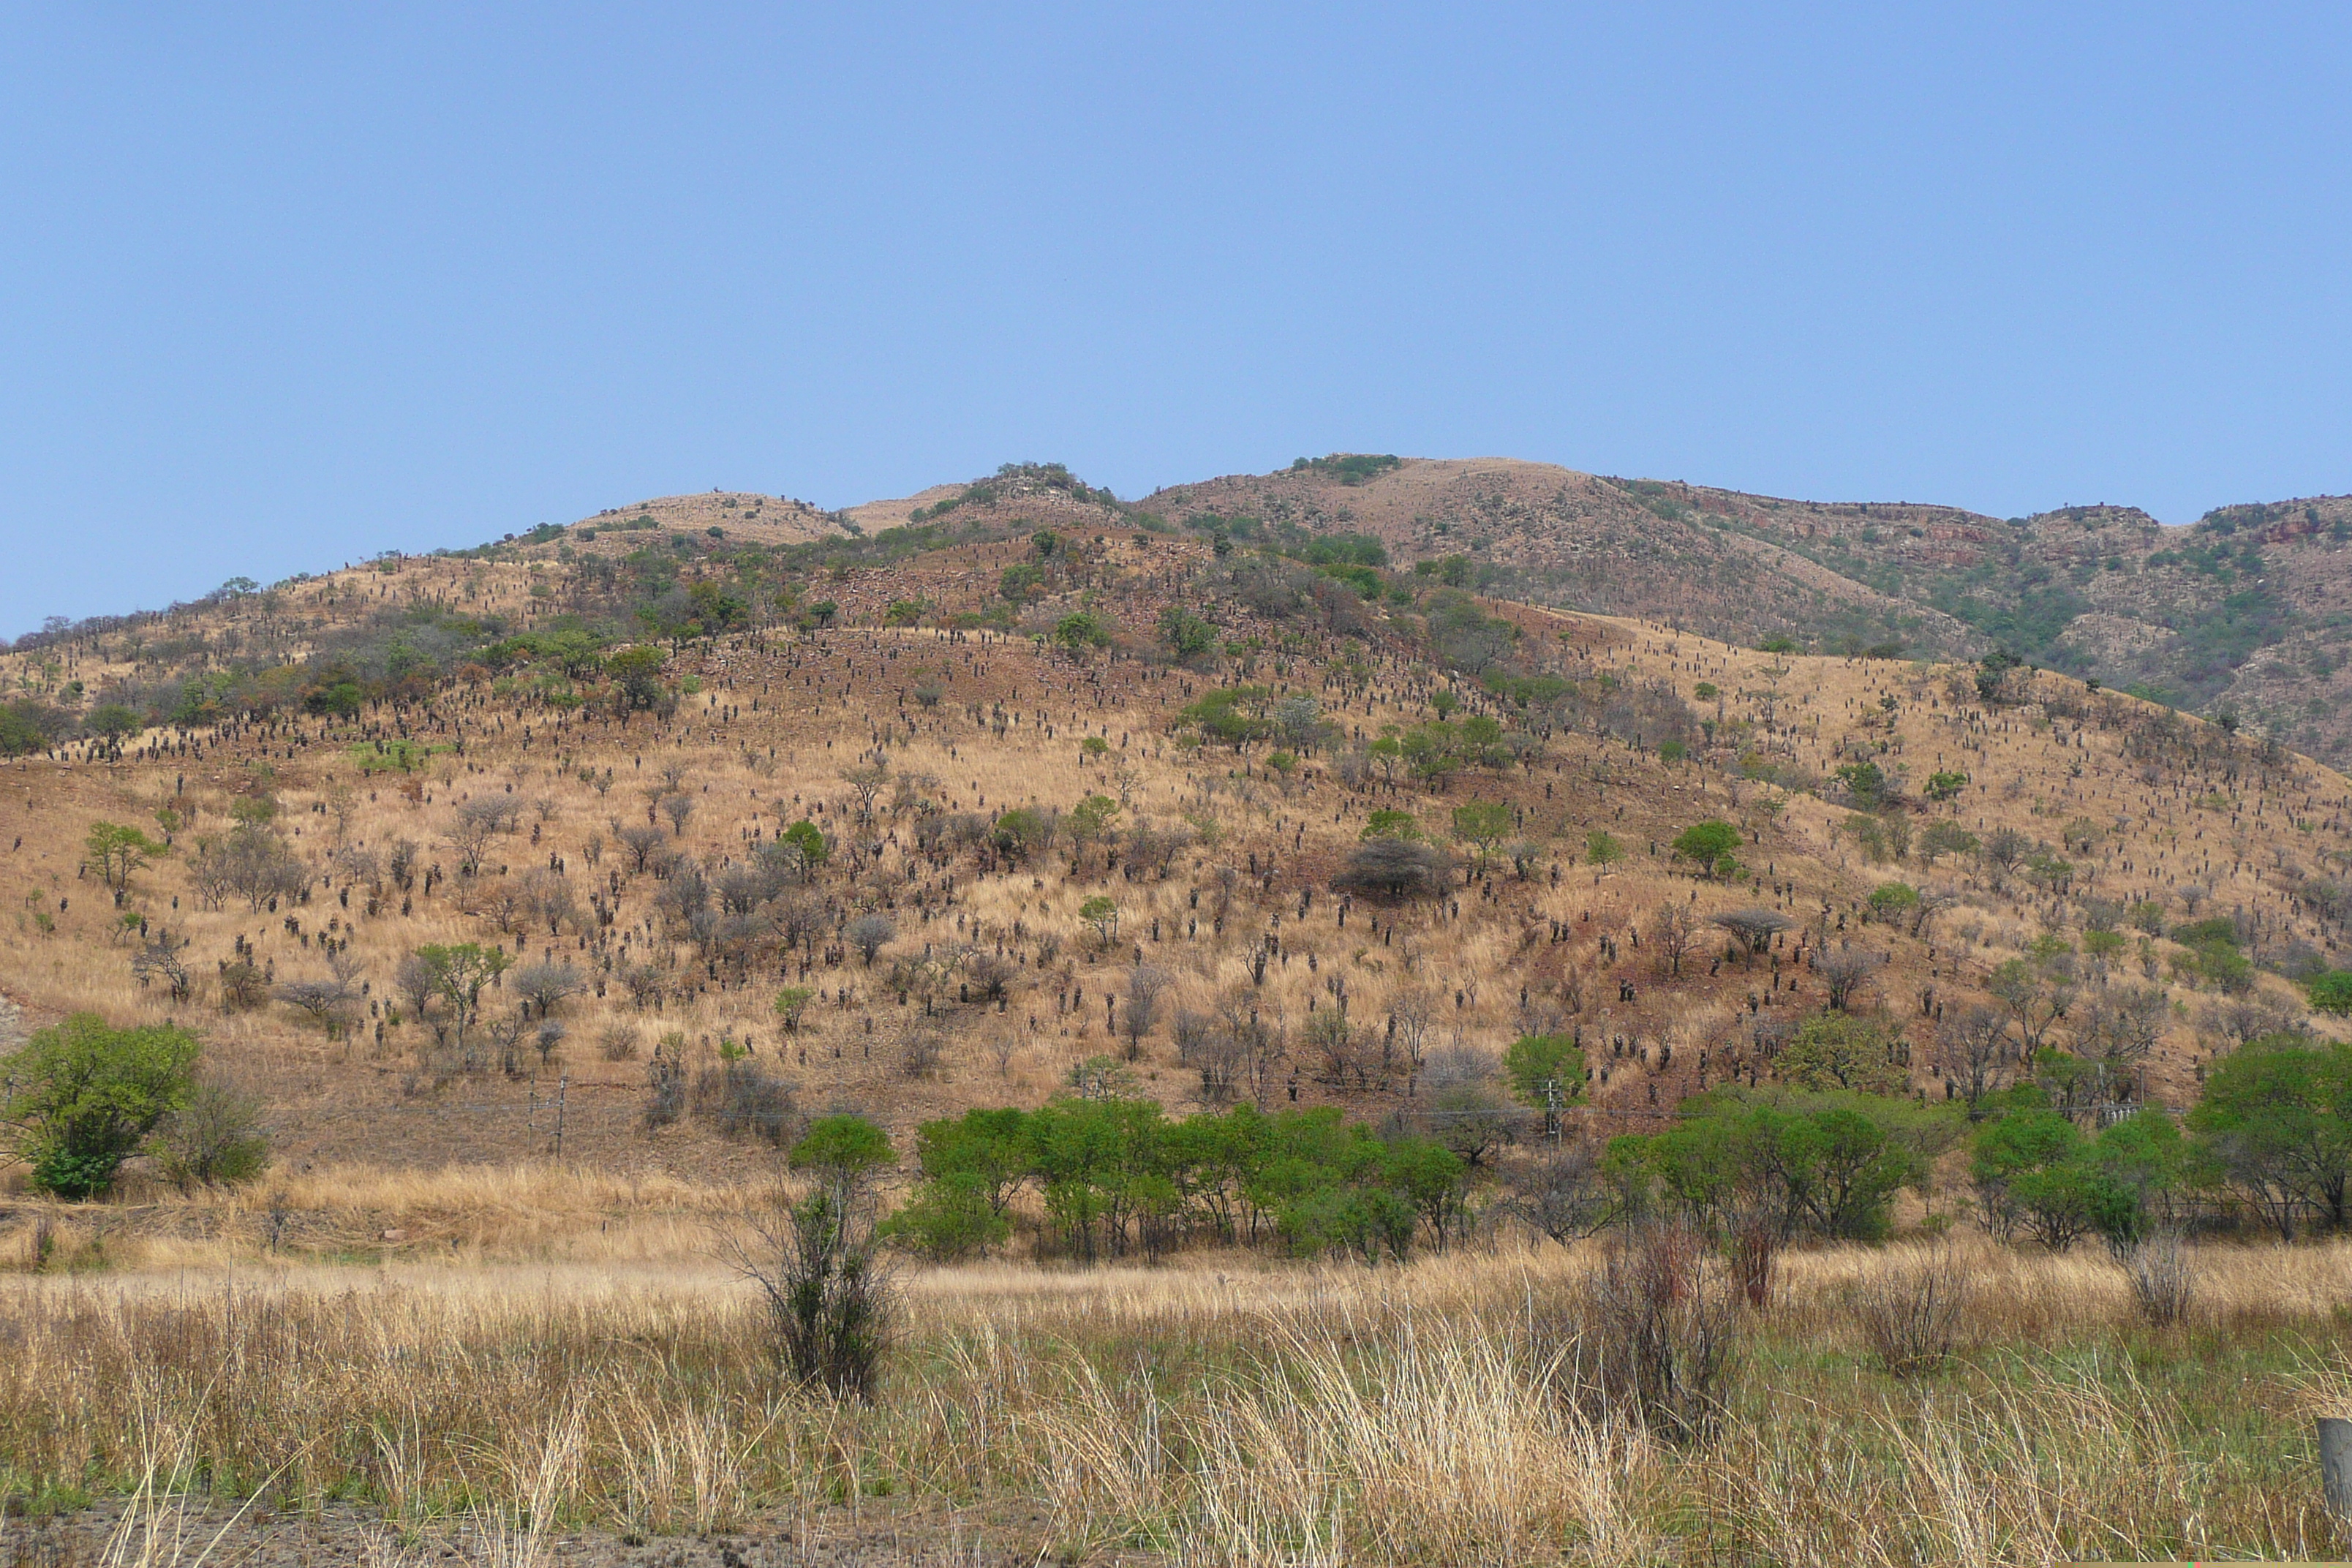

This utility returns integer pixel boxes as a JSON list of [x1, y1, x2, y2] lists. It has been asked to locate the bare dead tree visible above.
[[1814, 944, 1885, 1011], [1651, 901, 1700, 979], [1938, 1004, 2014, 1115]]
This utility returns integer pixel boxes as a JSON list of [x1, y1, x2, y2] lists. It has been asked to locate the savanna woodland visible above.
[[4, 459, 2352, 1565]]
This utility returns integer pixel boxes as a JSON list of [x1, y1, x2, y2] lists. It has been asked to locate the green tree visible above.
[[1158, 606, 1217, 662], [606, 645, 668, 709], [2187, 1034, 2352, 1239], [2, 1014, 202, 1197], [2311, 970, 2352, 1016], [1503, 1033, 1586, 1109], [1450, 801, 1513, 869], [999, 562, 1047, 603], [1925, 769, 1969, 802], [792, 1114, 895, 1180], [1866, 882, 1920, 921], [1672, 819, 1742, 878], [1585, 829, 1625, 872], [1053, 610, 1113, 652], [772, 985, 817, 1033], [85, 821, 166, 894], [746, 1115, 898, 1399], [1361, 809, 1421, 842], [1918, 820, 1978, 862], [780, 819, 829, 867], [1067, 794, 1121, 856], [1834, 761, 1888, 809], [415, 943, 512, 1052], [1632, 1091, 1931, 1241], [1776, 1013, 1908, 1095], [990, 807, 1053, 859], [1079, 896, 1120, 945], [1177, 687, 1272, 748], [86, 703, 142, 755]]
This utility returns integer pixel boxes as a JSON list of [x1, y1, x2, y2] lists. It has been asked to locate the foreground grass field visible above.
[[4, 1237, 2348, 1566]]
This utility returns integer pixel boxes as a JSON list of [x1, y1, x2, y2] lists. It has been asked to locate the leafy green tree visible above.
[[606, 645, 668, 709], [792, 1114, 895, 1180], [1866, 882, 1920, 921], [1972, 1107, 2095, 1248], [2187, 1034, 2352, 1239], [1504, 1033, 1586, 1108], [1361, 809, 1421, 842], [1158, 606, 1217, 662], [744, 1115, 897, 1399], [990, 807, 1052, 859], [1977, 647, 2022, 705], [2, 1014, 202, 1197], [1918, 821, 1978, 862], [2311, 970, 2352, 1016], [1776, 1013, 1908, 1094], [414, 943, 512, 1052], [85, 821, 165, 894], [86, 703, 142, 755], [772, 986, 817, 1032], [2084, 1109, 2187, 1250], [1053, 611, 1113, 652], [780, 819, 829, 867], [1632, 1091, 1929, 1241], [881, 1175, 1006, 1260], [1078, 896, 1120, 944], [1585, 829, 1625, 871], [1067, 794, 1121, 856], [1671, 819, 1742, 878], [1834, 761, 1888, 809], [1925, 769, 1969, 802], [0, 698, 68, 756], [1450, 801, 1513, 869], [1177, 686, 1273, 748], [1401, 721, 1465, 782], [1000, 562, 1047, 603]]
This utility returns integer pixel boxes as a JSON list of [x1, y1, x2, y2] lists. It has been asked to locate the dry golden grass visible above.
[[0, 1238, 2347, 1564]]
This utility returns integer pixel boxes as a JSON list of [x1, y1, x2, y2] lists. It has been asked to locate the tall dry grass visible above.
[[0, 1239, 2346, 1564]]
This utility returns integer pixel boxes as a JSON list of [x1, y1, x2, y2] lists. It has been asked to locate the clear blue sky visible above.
[[5, 4, 2349, 638]]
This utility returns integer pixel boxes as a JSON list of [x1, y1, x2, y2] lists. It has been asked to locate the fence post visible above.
[[2322, 1416, 2352, 1521], [554, 1072, 568, 1159]]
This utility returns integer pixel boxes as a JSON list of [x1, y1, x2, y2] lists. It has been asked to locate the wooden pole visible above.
[[554, 1072, 568, 1159], [2322, 1416, 2352, 1521]]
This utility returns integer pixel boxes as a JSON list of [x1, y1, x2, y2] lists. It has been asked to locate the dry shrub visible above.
[[1850, 1242, 1970, 1378], [690, 1060, 797, 1145], [1585, 1221, 1744, 1445], [1727, 1208, 1779, 1311], [2122, 1229, 2194, 1327]]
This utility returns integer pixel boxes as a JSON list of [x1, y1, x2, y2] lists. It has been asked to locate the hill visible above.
[[4, 462, 2352, 1265], [1145, 457, 2352, 769]]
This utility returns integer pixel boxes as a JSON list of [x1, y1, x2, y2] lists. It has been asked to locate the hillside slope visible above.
[[4, 489, 2351, 1243], [1145, 458, 2352, 767]]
